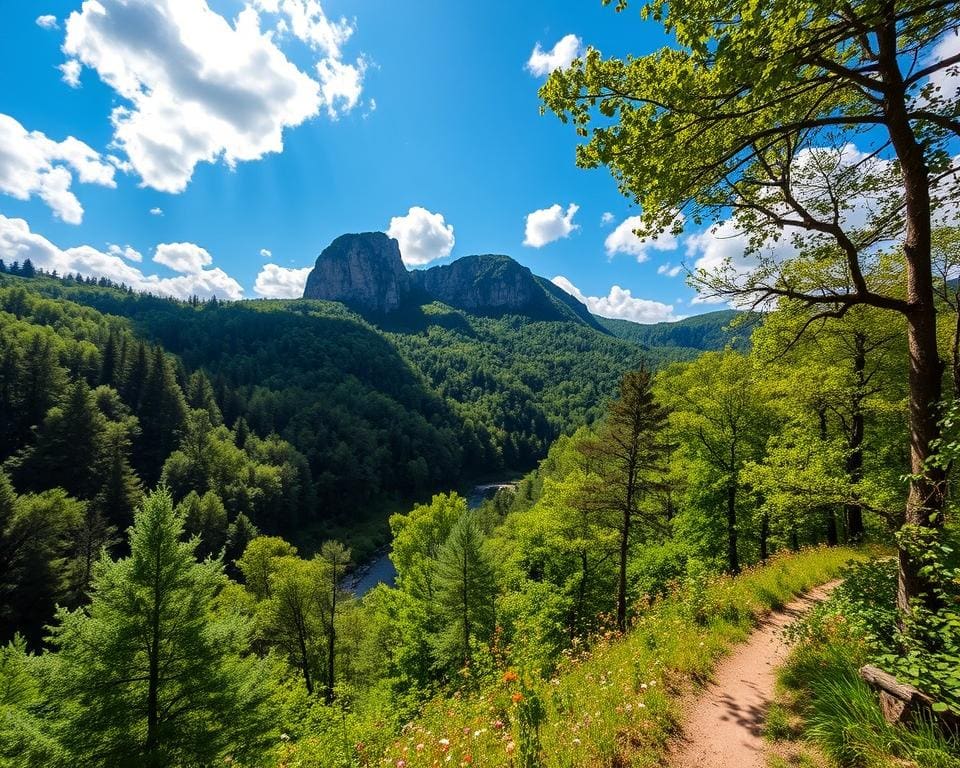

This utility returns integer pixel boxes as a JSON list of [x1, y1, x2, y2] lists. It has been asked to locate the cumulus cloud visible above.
[[36, 15, 58, 30], [107, 243, 142, 262], [62, 0, 325, 193], [387, 206, 456, 266], [260, 248, 272, 258], [524, 203, 579, 248], [316, 56, 366, 118], [251, 0, 366, 118], [59, 60, 82, 88], [526, 34, 582, 76], [657, 262, 683, 277], [0, 113, 116, 224], [0, 215, 243, 300], [605, 215, 680, 261], [601, 211, 615, 226], [552, 275, 681, 323], [149, 207, 163, 216], [153, 242, 213, 274], [254, 263, 311, 297]]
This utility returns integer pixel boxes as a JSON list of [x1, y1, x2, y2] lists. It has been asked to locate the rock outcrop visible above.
[[302, 232, 410, 313], [302, 233, 603, 329], [410, 254, 550, 313]]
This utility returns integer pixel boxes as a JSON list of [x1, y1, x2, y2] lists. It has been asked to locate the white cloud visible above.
[[107, 243, 142, 262], [59, 60, 82, 88], [254, 263, 311, 297], [260, 248, 273, 258], [526, 34, 582, 76], [523, 203, 579, 248], [601, 211, 615, 226], [252, 0, 367, 118], [36, 15, 58, 30], [387, 206, 456, 266], [0, 215, 243, 300], [149, 207, 163, 216], [63, 0, 325, 193], [657, 262, 683, 277], [919, 33, 960, 106], [0, 113, 116, 224], [316, 55, 366, 118], [552, 275, 681, 323], [153, 242, 213, 274], [605, 215, 680, 261]]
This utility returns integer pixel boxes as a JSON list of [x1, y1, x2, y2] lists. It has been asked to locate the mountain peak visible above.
[[303, 232, 410, 314], [302, 233, 600, 326]]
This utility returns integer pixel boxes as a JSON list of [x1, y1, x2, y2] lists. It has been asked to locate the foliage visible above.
[[778, 578, 959, 767], [43, 488, 276, 767]]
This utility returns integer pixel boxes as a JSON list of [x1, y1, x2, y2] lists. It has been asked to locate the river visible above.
[[343, 481, 517, 597]]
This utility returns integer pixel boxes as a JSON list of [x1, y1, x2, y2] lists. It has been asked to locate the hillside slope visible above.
[[598, 309, 755, 358]]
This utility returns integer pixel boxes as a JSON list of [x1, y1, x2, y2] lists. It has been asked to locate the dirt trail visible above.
[[670, 580, 839, 768]]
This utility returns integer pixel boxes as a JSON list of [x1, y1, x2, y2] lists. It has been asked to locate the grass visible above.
[[772, 589, 960, 768], [369, 545, 866, 768]]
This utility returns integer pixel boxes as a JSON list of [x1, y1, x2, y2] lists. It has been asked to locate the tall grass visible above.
[[364, 546, 865, 768], [776, 587, 960, 768]]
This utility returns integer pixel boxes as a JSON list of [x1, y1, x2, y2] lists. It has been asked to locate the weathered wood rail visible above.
[[860, 664, 958, 731]]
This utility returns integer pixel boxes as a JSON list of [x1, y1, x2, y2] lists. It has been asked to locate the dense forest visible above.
[[2, 243, 959, 766], [3, 0, 960, 766]]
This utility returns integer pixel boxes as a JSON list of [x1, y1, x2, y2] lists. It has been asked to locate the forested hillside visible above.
[[0, 269, 657, 568], [598, 309, 753, 361]]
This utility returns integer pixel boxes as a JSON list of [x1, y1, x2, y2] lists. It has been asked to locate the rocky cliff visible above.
[[302, 233, 603, 329], [410, 254, 550, 313], [302, 232, 410, 313]]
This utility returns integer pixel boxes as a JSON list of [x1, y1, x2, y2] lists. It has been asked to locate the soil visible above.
[[669, 581, 839, 768]]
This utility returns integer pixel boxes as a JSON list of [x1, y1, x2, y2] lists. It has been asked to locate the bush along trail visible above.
[[370, 547, 866, 768]]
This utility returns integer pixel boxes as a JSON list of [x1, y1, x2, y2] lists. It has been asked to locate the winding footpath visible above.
[[670, 580, 839, 768]]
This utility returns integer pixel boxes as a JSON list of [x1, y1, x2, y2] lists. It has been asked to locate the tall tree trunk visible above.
[[326, 569, 337, 703], [725, 480, 739, 574], [462, 548, 470, 665], [759, 511, 769, 561], [617, 504, 630, 632], [298, 621, 313, 695], [146, 537, 162, 757], [845, 332, 866, 542], [878, 18, 947, 615], [818, 407, 840, 545]]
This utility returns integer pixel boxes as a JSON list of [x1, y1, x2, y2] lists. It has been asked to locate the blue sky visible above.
[[0, 0, 723, 322]]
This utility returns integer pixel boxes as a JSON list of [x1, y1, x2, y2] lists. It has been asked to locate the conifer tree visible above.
[[135, 348, 187, 482], [93, 421, 143, 531], [46, 488, 273, 766], [582, 370, 670, 631], [432, 511, 496, 670], [14, 379, 106, 499], [319, 540, 350, 702]]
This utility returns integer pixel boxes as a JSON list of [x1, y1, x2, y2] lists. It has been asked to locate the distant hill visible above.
[[597, 310, 755, 359]]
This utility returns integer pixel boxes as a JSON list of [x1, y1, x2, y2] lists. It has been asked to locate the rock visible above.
[[303, 233, 410, 313], [302, 234, 604, 329], [411, 254, 553, 314]]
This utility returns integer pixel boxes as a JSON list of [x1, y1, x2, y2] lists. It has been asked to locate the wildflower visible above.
[[493, 719, 504, 730], [463, 755, 473, 765], [572, 738, 581, 746], [280, 733, 290, 742], [505, 741, 516, 754], [396, 761, 407, 768], [511, 692, 523, 703], [502, 669, 519, 683], [416, 744, 425, 753]]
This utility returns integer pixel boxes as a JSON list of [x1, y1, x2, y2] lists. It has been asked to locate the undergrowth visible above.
[[775, 558, 960, 768], [279, 546, 864, 768]]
